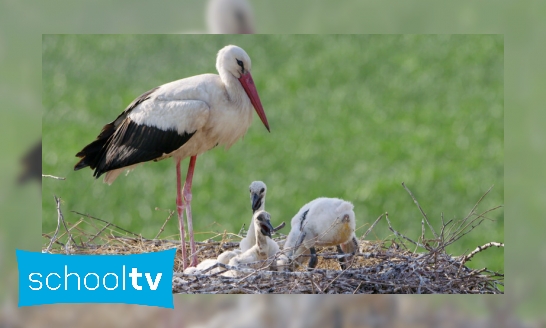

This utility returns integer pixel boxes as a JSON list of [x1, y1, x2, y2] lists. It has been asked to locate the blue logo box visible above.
[[16, 249, 176, 308]]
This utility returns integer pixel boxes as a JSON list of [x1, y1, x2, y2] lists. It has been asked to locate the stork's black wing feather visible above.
[[74, 86, 195, 178], [91, 118, 195, 178]]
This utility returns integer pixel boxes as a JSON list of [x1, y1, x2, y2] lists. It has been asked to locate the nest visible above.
[[43, 183, 504, 294]]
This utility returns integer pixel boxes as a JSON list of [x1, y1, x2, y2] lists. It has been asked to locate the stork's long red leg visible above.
[[176, 158, 188, 270], [183, 155, 198, 267]]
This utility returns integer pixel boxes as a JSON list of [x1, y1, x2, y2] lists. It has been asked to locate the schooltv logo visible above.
[[16, 249, 175, 308]]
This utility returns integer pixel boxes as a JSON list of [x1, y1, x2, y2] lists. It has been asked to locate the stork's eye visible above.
[[260, 188, 265, 194], [236, 59, 245, 72]]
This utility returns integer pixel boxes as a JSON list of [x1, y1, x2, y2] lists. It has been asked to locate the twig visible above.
[[421, 219, 425, 245], [238, 223, 247, 237], [461, 242, 504, 265], [155, 209, 175, 239], [448, 206, 502, 246], [42, 174, 66, 180], [353, 281, 364, 294], [56, 196, 76, 246], [465, 185, 493, 224], [443, 205, 502, 249], [55, 218, 85, 246], [483, 269, 504, 277], [439, 213, 451, 245], [402, 182, 439, 240], [414, 219, 425, 253], [446, 186, 494, 243], [42, 233, 65, 247], [361, 213, 384, 240], [273, 221, 286, 233], [309, 275, 324, 294], [384, 212, 427, 249], [446, 219, 485, 247], [71, 210, 143, 238], [88, 223, 111, 244], [44, 199, 63, 253]]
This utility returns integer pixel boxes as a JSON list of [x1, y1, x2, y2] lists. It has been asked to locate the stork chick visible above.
[[217, 249, 242, 264], [240, 181, 266, 251], [239, 181, 282, 258], [183, 259, 219, 275], [183, 249, 242, 275], [283, 198, 359, 270], [228, 210, 277, 271]]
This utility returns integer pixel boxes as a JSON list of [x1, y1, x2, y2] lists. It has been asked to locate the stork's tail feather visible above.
[[74, 158, 89, 171], [74, 123, 116, 175], [74, 139, 106, 173]]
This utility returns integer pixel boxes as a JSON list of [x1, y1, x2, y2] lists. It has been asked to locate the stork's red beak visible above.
[[239, 72, 270, 132]]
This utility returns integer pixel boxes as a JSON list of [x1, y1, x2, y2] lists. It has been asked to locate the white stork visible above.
[[240, 180, 284, 256], [74, 45, 270, 269], [206, 0, 255, 34], [239, 180, 267, 252], [228, 210, 277, 272], [184, 210, 279, 276], [282, 198, 359, 270]]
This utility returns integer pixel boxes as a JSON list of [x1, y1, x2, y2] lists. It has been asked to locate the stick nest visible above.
[[43, 184, 504, 294]]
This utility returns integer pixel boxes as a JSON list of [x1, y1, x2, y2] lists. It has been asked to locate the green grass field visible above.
[[42, 35, 503, 272]]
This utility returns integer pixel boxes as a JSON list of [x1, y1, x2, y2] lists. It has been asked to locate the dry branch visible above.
[[402, 182, 439, 240], [154, 208, 176, 239], [42, 174, 66, 180], [461, 242, 504, 265], [361, 213, 384, 240]]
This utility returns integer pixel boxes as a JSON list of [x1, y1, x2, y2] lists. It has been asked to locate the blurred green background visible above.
[[42, 34, 503, 272]]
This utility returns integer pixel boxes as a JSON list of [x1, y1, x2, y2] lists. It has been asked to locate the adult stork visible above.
[[206, 0, 255, 34], [74, 45, 270, 269]]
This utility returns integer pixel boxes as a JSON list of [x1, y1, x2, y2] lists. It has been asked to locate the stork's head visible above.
[[254, 210, 274, 238], [249, 180, 267, 212], [217, 45, 270, 132], [217, 45, 252, 79], [207, 0, 255, 34]]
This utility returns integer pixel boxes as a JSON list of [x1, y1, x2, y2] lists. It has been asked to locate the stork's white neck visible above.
[[245, 200, 265, 243], [219, 71, 244, 105]]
